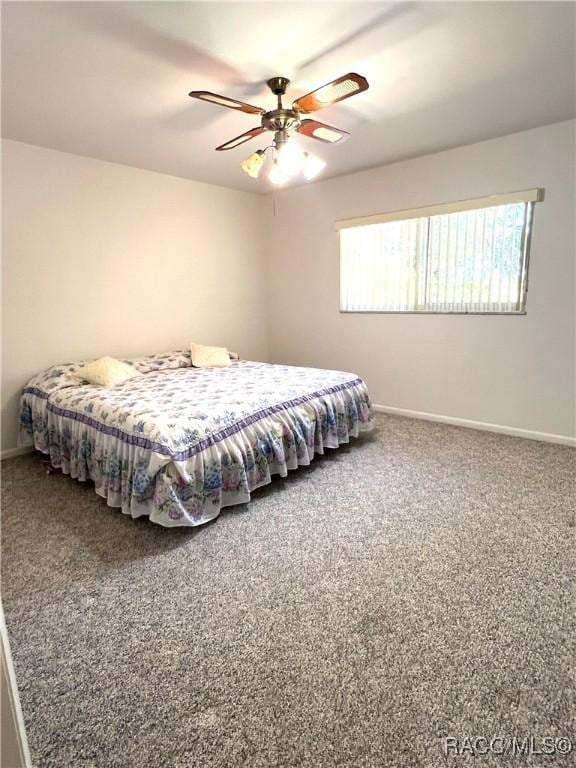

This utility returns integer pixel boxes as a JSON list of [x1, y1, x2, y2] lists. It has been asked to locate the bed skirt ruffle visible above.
[[20, 380, 373, 527]]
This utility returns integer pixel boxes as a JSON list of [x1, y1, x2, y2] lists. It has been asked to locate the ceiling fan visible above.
[[189, 73, 369, 184]]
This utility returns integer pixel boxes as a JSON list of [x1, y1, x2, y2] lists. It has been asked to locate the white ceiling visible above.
[[2, 1, 575, 193]]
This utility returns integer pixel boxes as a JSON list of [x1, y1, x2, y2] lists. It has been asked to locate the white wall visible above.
[[267, 121, 575, 439], [1, 140, 269, 451]]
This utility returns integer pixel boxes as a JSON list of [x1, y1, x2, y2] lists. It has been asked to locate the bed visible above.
[[19, 351, 374, 527]]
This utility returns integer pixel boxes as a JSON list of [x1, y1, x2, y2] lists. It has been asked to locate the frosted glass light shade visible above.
[[303, 153, 326, 180], [268, 160, 289, 185], [241, 150, 265, 178], [276, 143, 304, 178]]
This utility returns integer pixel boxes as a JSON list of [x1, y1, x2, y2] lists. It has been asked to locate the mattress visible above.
[[19, 351, 374, 527]]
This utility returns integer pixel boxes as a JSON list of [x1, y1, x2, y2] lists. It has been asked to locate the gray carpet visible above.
[[2, 414, 575, 768]]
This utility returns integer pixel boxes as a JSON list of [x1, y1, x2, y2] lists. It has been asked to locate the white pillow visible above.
[[190, 342, 231, 368], [76, 356, 139, 387]]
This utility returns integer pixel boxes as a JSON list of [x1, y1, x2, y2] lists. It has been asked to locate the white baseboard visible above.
[[1, 446, 34, 461], [372, 404, 576, 447]]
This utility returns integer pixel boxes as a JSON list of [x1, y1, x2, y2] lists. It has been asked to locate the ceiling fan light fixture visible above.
[[268, 159, 289, 186], [303, 152, 326, 181], [276, 142, 305, 178], [241, 150, 266, 179]]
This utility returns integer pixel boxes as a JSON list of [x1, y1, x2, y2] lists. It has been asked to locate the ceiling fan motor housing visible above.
[[261, 109, 301, 132]]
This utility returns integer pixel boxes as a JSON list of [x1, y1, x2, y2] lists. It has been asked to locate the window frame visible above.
[[337, 189, 542, 316]]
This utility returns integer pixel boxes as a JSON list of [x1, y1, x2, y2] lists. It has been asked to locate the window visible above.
[[338, 189, 541, 314]]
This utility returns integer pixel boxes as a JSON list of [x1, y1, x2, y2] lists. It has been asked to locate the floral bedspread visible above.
[[19, 351, 374, 527]]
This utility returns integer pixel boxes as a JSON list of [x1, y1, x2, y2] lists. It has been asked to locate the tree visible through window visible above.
[[338, 191, 540, 313]]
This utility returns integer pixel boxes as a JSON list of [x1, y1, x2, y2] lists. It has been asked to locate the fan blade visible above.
[[189, 91, 265, 115], [292, 73, 368, 113], [215, 126, 266, 151], [297, 120, 350, 144]]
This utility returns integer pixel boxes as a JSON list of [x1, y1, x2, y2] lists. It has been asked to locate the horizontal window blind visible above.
[[339, 191, 540, 314]]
